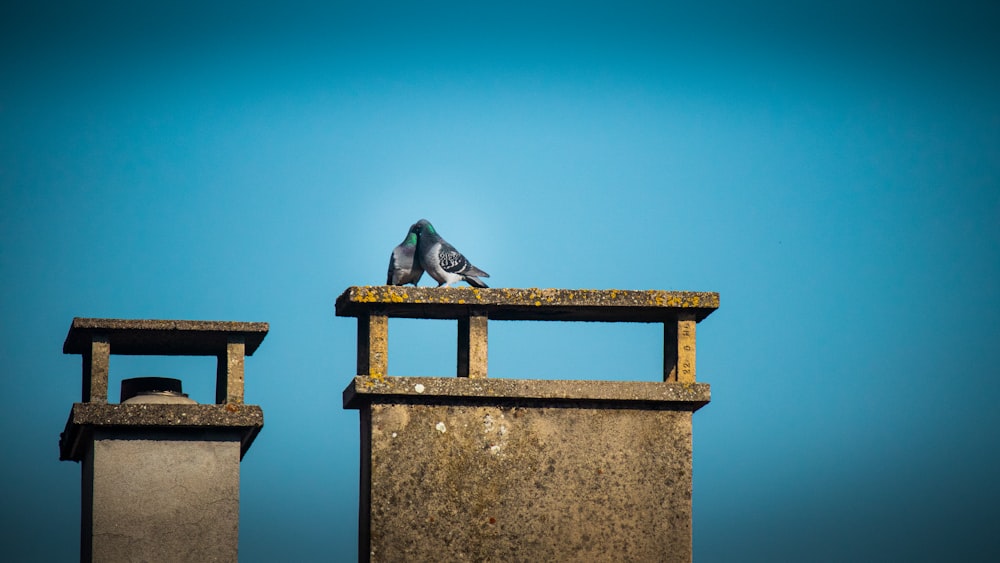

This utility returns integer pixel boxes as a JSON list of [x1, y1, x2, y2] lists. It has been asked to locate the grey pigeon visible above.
[[414, 219, 489, 288], [387, 222, 424, 286]]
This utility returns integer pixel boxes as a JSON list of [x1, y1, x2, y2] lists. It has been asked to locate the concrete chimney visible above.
[[336, 286, 718, 562], [59, 318, 268, 563]]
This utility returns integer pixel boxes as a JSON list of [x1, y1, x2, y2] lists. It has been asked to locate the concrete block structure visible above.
[[59, 318, 268, 563], [337, 286, 719, 562]]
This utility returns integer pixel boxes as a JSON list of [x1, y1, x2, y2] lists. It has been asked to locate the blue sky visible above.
[[2, 1, 998, 561]]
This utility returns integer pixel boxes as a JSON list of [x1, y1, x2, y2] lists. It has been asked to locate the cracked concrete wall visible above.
[[83, 429, 241, 562]]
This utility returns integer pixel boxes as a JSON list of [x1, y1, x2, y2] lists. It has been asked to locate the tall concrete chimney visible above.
[[336, 286, 718, 562], [59, 318, 268, 563]]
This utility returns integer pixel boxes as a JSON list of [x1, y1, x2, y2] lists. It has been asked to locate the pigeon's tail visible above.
[[465, 265, 489, 278], [464, 275, 489, 288]]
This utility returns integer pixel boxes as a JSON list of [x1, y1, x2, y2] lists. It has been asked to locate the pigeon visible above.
[[414, 219, 490, 288], [386, 221, 425, 286]]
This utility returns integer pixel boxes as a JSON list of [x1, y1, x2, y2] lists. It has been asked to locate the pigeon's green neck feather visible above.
[[423, 222, 437, 235], [405, 232, 418, 245]]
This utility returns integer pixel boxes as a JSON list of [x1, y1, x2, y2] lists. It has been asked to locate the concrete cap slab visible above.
[[63, 318, 269, 356], [335, 286, 719, 322], [59, 403, 264, 461], [343, 375, 710, 410]]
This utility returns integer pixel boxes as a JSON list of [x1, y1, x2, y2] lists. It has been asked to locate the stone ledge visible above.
[[343, 375, 710, 410], [63, 318, 269, 356], [60, 403, 264, 461], [335, 286, 719, 322]]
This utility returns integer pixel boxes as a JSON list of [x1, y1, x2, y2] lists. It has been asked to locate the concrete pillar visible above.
[[217, 335, 246, 404], [665, 312, 697, 383], [457, 309, 488, 378], [357, 311, 388, 376], [82, 333, 109, 403], [59, 318, 268, 563]]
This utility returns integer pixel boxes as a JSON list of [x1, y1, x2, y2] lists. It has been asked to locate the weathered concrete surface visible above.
[[60, 317, 268, 562], [356, 313, 389, 376], [457, 312, 488, 378], [60, 403, 264, 461], [82, 334, 110, 403], [64, 404, 262, 561], [345, 375, 710, 408], [339, 287, 717, 381], [217, 337, 247, 404], [335, 286, 719, 322], [665, 315, 698, 383], [64, 317, 268, 405], [347, 376, 708, 562], [63, 317, 269, 356], [83, 429, 242, 563]]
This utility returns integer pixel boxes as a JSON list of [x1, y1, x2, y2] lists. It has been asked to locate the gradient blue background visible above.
[[2, 1, 998, 561]]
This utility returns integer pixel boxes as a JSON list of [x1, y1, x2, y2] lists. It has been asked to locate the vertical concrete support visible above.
[[82, 334, 110, 403], [217, 336, 246, 404], [665, 313, 697, 383], [457, 310, 488, 379], [678, 313, 697, 383], [357, 312, 388, 376]]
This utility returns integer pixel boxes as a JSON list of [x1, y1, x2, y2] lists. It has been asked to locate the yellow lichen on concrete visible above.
[[364, 372, 387, 389], [355, 287, 377, 303], [335, 286, 719, 322]]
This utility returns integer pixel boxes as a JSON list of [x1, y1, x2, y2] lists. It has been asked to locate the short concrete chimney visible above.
[[336, 287, 718, 563], [59, 318, 268, 563]]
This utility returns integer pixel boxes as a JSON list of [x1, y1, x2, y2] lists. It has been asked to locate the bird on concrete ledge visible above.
[[387, 221, 425, 286], [413, 219, 490, 288]]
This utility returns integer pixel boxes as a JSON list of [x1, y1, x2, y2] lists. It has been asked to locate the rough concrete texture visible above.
[[84, 429, 242, 563], [363, 403, 695, 562], [82, 335, 111, 403], [64, 317, 269, 356], [665, 318, 698, 383], [60, 403, 264, 461], [457, 313, 489, 378], [217, 338, 247, 404], [356, 313, 389, 376], [347, 376, 708, 562], [344, 375, 710, 409], [335, 286, 719, 322]]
